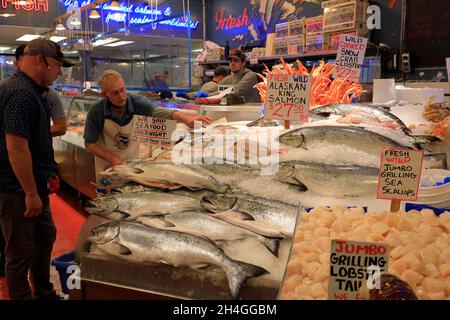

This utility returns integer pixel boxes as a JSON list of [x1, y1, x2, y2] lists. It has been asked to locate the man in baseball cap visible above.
[[216, 48, 259, 103], [24, 39, 74, 68]]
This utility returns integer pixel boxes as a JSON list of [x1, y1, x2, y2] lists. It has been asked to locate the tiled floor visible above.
[[0, 187, 87, 300]]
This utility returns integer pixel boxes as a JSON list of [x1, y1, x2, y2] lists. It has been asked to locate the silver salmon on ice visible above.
[[89, 222, 268, 299]]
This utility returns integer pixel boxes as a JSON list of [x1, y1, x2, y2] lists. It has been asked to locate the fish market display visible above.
[[201, 194, 298, 238], [137, 211, 281, 256], [89, 221, 268, 298], [310, 103, 412, 135], [85, 190, 203, 220], [280, 207, 450, 300], [278, 125, 415, 157], [112, 161, 228, 192], [255, 59, 364, 107], [277, 161, 379, 197]]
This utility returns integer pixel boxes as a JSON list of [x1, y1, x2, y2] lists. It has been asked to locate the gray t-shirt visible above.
[[200, 81, 219, 94], [43, 87, 65, 119]]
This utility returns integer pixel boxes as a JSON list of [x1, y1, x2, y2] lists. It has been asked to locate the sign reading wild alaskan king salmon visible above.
[[377, 148, 424, 201], [264, 74, 311, 122], [328, 240, 389, 300], [333, 34, 368, 83], [131, 116, 177, 147]]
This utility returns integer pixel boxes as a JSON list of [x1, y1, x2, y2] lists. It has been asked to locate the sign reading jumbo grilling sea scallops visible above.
[[377, 149, 424, 201], [131, 116, 176, 147], [328, 240, 389, 300], [333, 34, 368, 83], [264, 74, 311, 122]]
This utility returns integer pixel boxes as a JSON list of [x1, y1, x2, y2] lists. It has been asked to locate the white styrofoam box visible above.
[[395, 85, 445, 104]]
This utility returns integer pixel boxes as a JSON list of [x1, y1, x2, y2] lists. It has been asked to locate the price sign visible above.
[[264, 74, 311, 122], [333, 34, 368, 82], [377, 148, 424, 201], [328, 240, 389, 300]]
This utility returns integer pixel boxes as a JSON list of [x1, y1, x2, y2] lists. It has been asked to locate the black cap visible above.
[[14, 44, 26, 61], [24, 39, 74, 68], [228, 49, 246, 62]]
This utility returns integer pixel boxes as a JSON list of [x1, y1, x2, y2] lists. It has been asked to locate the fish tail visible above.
[[225, 259, 268, 299], [257, 235, 281, 257], [412, 135, 442, 149]]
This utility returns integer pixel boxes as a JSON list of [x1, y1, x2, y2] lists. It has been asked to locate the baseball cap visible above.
[[14, 44, 26, 61], [24, 39, 74, 68], [228, 49, 246, 62]]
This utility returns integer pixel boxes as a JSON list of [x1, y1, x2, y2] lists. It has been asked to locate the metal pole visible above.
[[202, 0, 206, 41], [400, 0, 407, 53]]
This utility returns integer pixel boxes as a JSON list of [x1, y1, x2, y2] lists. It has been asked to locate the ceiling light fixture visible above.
[[110, 0, 121, 11], [93, 38, 119, 47], [16, 34, 42, 42], [89, 8, 101, 19], [50, 36, 68, 42], [0, 46, 11, 51], [55, 22, 66, 31], [104, 40, 134, 47], [69, 16, 82, 26]]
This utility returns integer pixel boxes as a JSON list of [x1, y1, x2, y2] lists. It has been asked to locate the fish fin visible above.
[[114, 243, 132, 255], [292, 179, 308, 192], [226, 260, 268, 299], [412, 135, 442, 149], [191, 263, 210, 269], [115, 211, 131, 220], [257, 236, 281, 257], [138, 216, 176, 228]]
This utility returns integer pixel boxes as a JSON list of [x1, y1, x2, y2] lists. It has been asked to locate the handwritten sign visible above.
[[131, 116, 177, 147], [328, 240, 389, 300], [446, 57, 450, 91], [264, 74, 311, 122], [333, 34, 368, 82], [377, 149, 424, 201]]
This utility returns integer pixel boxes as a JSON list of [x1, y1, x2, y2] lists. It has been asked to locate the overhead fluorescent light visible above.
[[89, 8, 101, 19], [104, 40, 134, 47], [93, 38, 119, 47], [50, 36, 67, 42], [0, 46, 11, 51], [132, 54, 141, 58], [192, 48, 203, 52], [16, 34, 42, 42], [63, 51, 79, 55], [0, 13, 16, 18]]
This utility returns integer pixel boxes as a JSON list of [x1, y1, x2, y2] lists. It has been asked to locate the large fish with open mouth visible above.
[[278, 125, 418, 157], [137, 211, 281, 257], [84, 190, 203, 220], [112, 161, 229, 192], [276, 160, 379, 198], [89, 222, 268, 299], [201, 194, 298, 238]]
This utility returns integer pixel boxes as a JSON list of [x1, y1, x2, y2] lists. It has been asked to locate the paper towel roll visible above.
[[373, 79, 396, 103]]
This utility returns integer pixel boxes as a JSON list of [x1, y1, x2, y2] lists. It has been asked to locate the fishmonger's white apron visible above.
[[95, 116, 149, 194]]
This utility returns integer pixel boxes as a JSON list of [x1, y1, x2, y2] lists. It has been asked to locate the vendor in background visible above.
[[14, 44, 67, 137], [216, 49, 260, 103], [84, 69, 210, 168], [144, 70, 173, 99], [177, 66, 229, 99]]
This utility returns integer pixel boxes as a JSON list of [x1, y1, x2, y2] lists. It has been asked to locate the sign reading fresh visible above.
[[264, 74, 311, 122], [63, 0, 199, 29], [377, 149, 424, 201], [131, 116, 177, 147], [328, 240, 389, 300], [333, 34, 368, 82]]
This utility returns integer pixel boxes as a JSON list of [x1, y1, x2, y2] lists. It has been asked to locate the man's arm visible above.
[[5, 133, 42, 217], [51, 117, 67, 137], [85, 142, 123, 166]]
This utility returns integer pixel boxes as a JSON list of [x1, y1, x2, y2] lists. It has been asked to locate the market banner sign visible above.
[[264, 74, 311, 122], [377, 148, 424, 201], [131, 116, 177, 148], [333, 34, 368, 83], [328, 240, 389, 300]]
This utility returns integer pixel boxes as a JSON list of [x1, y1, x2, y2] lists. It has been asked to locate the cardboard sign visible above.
[[264, 74, 311, 122], [131, 116, 177, 147], [446, 57, 450, 91], [328, 240, 390, 300], [333, 34, 368, 82], [377, 149, 424, 201]]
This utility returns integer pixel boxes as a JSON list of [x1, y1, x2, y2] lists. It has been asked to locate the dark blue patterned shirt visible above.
[[0, 71, 55, 193]]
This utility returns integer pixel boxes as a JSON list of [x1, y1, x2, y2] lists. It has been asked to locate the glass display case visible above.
[[54, 96, 101, 199]]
